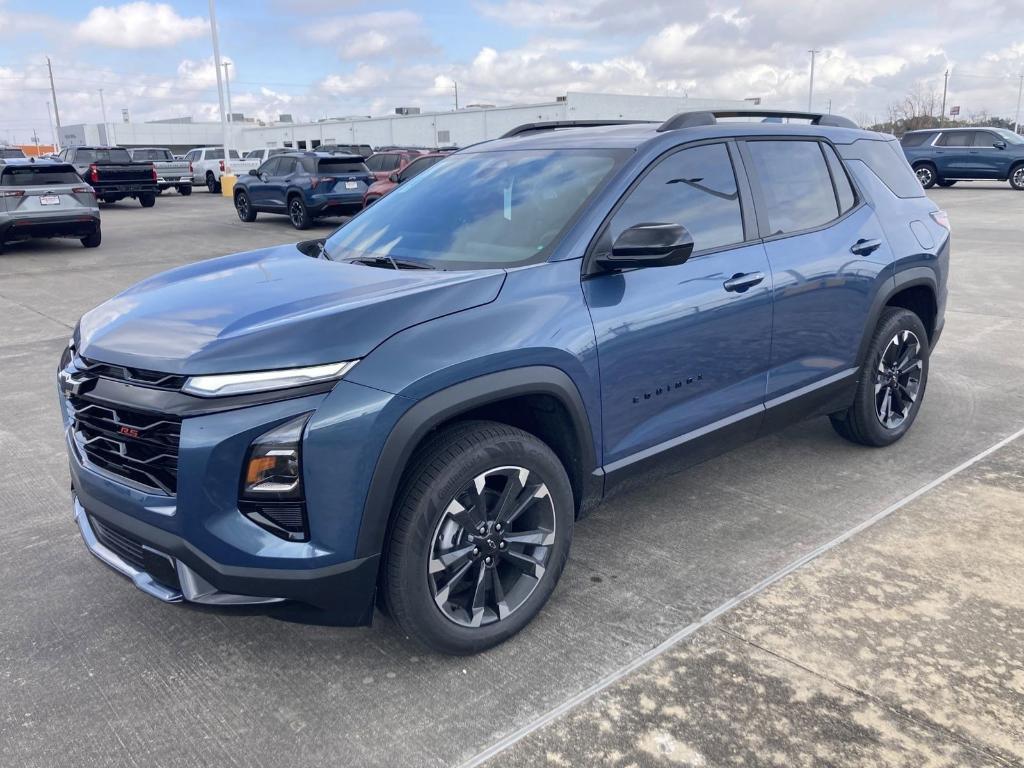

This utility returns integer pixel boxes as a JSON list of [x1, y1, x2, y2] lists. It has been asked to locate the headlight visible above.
[[182, 360, 357, 397], [239, 414, 311, 541]]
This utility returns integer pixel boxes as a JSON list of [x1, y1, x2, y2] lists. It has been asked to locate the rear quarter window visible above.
[[899, 133, 934, 148], [837, 139, 924, 199]]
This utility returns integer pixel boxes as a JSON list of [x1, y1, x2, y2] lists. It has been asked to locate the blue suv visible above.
[[59, 110, 949, 654], [901, 126, 1024, 190], [233, 151, 374, 229]]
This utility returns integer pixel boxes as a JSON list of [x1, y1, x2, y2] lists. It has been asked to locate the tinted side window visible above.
[[259, 157, 280, 176], [365, 154, 383, 171], [400, 156, 444, 181], [900, 132, 933, 147], [837, 139, 925, 199], [608, 143, 744, 252], [747, 141, 838, 235], [973, 132, 999, 147], [936, 132, 974, 147], [276, 158, 297, 176], [822, 144, 856, 214], [207, 148, 224, 160], [378, 153, 401, 171]]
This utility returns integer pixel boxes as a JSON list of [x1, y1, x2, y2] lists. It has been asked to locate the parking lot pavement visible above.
[[1, 184, 1022, 768], [488, 433, 1024, 768]]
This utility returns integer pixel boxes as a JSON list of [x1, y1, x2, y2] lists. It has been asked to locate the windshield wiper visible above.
[[346, 255, 437, 270]]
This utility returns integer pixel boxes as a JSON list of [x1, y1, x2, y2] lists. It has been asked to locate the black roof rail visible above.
[[657, 109, 859, 132], [500, 119, 656, 139]]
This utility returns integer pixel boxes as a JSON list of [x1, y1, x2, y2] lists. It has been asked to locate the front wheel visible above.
[[383, 421, 574, 655], [288, 196, 311, 229], [1010, 164, 1024, 191], [235, 191, 257, 222], [830, 308, 929, 447], [178, 185, 192, 196], [206, 173, 220, 193]]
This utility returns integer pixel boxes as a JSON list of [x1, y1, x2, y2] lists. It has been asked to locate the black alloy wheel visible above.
[[289, 197, 311, 229], [235, 191, 256, 222], [428, 466, 557, 628], [874, 330, 923, 429]]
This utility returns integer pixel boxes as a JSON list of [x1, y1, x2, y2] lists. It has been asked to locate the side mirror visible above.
[[993, 141, 1007, 150], [596, 223, 695, 271], [247, 169, 259, 176], [388, 171, 400, 183]]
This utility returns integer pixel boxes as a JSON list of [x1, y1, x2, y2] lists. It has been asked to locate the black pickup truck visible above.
[[58, 146, 159, 207]]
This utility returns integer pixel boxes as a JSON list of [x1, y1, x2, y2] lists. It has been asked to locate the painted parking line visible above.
[[458, 423, 1024, 768]]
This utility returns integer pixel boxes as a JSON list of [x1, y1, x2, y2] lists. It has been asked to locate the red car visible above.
[[362, 152, 449, 207], [364, 149, 424, 182]]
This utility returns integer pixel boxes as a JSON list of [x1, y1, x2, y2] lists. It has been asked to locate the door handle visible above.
[[723, 271, 765, 293], [850, 238, 881, 256]]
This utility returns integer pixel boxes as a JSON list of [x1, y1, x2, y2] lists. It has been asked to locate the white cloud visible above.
[[74, 2, 206, 49], [304, 10, 436, 60]]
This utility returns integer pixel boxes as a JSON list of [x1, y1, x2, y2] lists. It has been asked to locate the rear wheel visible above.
[[235, 191, 257, 222], [914, 163, 937, 189], [830, 308, 929, 447], [139, 193, 156, 208], [384, 421, 574, 655], [937, 179, 957, 187], [288, 196, 311, 229], [178, 185, 192, 196], [81, 229, 101, 248], [206, 173, 220, 193], [1010, 164, 1024, 191]]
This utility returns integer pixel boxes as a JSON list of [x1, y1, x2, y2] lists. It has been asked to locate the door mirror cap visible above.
[[247, 169, 259, 176], [596, 223, 695, 271], [388, 171, 400, 183], [993, 140, 1007, 150]]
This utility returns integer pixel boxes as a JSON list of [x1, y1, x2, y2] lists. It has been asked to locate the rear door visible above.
[[742, 138, 893, 424], [585, 141, 772, 472], [266, 157, 297, 209]]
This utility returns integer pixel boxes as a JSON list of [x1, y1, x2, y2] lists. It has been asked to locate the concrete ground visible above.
[[0, 183, 1022, 768]]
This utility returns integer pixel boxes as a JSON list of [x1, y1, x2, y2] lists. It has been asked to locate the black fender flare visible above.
[[856, 266, 938, 366], [354, 366, 599, 559]]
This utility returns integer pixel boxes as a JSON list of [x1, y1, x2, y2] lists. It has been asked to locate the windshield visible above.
[[325, 149, 625, 269], [992, 128, 1024, 144]]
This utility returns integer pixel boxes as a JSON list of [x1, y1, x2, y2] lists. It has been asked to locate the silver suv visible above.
[[0, 158, 101, 250]]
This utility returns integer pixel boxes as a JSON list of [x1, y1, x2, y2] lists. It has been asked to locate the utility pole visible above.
[[46, 56, 61, 137], [1014, 72, 1023, 134], [453, 80, 459, 111], [941, 69, 949, 119], [98, 88, 108, 144], [46, 101, 57, 151], [223, 62, 233, 123], [207, 0, 232, 173], [807, 50, 820, 112]]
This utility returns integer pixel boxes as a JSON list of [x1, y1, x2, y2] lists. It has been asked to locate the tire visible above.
[[206, 173, 220, 194], [914, 163, 937, 189], [139, 193, 156, 208], [179, 185, 192, 196], [830, 307, 929, 447], [937, 180, 957, 187], [234, 191, 257, 222], [80, 229, 101, 248], [363, 196, 379, 208], [1010, 164, 1024, 191], [288, 196, 311, 230], [383, 420, 574, 655]]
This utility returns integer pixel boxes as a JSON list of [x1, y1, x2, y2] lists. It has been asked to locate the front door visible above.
[[247, 157, 279, 207], [584, 142, 772, 474]]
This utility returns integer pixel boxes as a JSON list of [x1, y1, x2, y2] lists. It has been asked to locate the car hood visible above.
[[77, 243, 506, 375]]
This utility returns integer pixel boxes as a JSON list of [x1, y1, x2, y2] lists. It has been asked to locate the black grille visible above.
[[69, 395, 181, 495], [90, 515, 146, 571], [77, 356, 187, 391], [239, 501, 309, 541]]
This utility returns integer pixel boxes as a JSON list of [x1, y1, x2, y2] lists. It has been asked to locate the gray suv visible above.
[[0, 158, 101, 250]]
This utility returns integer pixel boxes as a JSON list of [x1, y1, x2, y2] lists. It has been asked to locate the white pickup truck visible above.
[[128, 147, 192, 195], [183, 147, 259, 193]]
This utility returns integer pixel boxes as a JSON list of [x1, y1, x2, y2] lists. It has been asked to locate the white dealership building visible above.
[[58, 91, 756, 154]]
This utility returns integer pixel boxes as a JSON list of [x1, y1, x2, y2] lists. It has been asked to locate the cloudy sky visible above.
[[1, 0, 1022, 144]]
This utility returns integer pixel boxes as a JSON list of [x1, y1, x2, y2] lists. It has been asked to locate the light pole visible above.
[[1014, 72, 1023, 134], [46, 101, 57, 151], [223, 61, 233, 123], [208, 0, 232, 173], [807, 49, 820, 112], [98, 88, 108, 144]]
